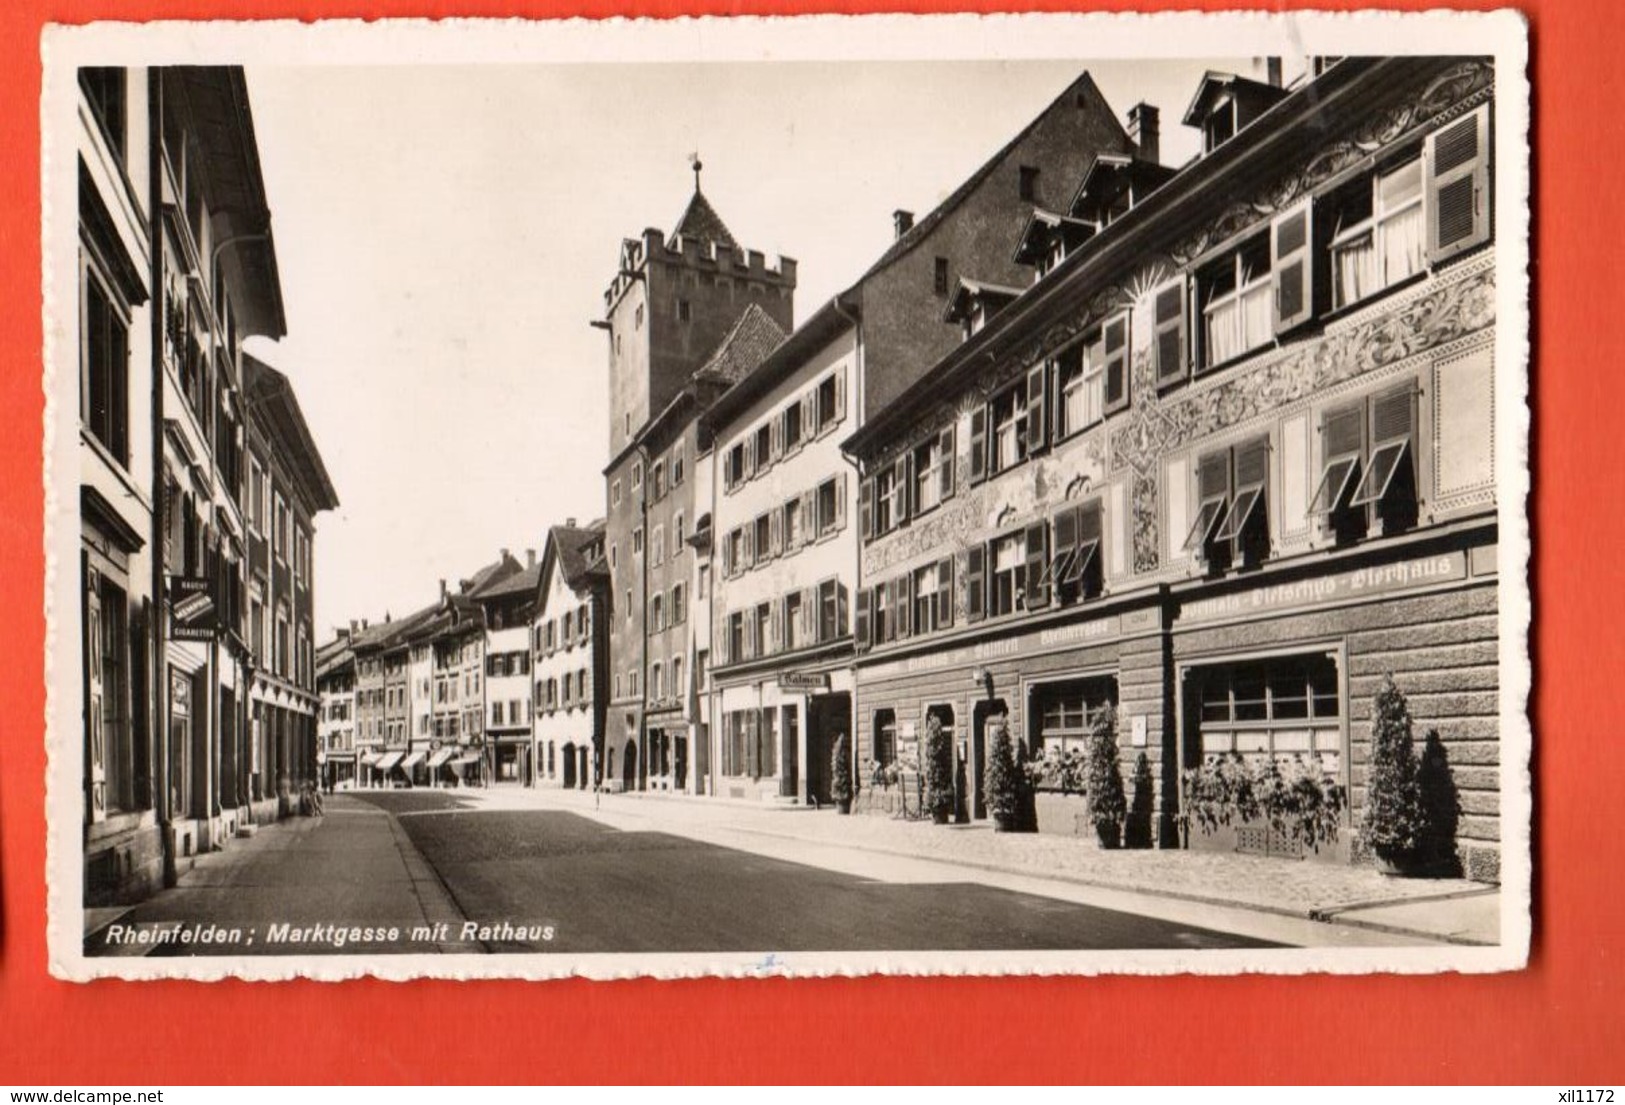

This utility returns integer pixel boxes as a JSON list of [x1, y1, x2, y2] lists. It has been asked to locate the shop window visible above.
[[872, 709, 897, 766], [1198, 236, 1272, 369], [1033, 677, 1117, 759], [1190, 654, 1342, 774], [1184, 437, 1271, 571], [1309, 382, 1419, 539]]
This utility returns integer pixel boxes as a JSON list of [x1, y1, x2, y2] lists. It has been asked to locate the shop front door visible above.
[[971, 699, 1008, 821]]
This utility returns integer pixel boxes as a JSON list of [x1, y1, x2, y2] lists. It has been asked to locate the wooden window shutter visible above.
[[837, 582, 849, 638], [717, 620, 730, 666], [1023, 520, 1050, 609], [1199, 450, 1231, 501], [835, 474, 848, 531], [938, 426, 957, 500], [896, 454, 913, 524], [1103, 314, 1130, 412], [802, 392, 817, 436], [769, 509, 783, 557], [969, 407, 988, 485], [834, 372, 848, 424], [1370, 381, 1417, 445], [1152, 279, 1188, 385], [896, 574, 912, 639], [743, 523, 755, 567], [1272, 199, 1315, 333], [770, 601, 783, 654], [937, 558, 955, 628], [965, 545, 986, 622], [854, 586, 871, 651], [1053, 503, 1079, 593], [1235, 437, 1270, 490], [1426, 104, 1491, 263], [802, 490, 818, 545], [1025, 363, 1049, 454], [1325, 403, 1365, 459]]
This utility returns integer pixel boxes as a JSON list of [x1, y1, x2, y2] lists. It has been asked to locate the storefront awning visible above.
[[371, 751, 403, 772], [449, 754, 479, 767], [427, 748, 454, 768], [400, 751, 426, 770]]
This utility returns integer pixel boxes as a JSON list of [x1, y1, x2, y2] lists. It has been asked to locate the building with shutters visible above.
[[841, 57, 1502, 878], [475, 549, 541, 785], [532, 521, 611, 790], [597, 176, 797, 795], [701, 69, 1133, 806], [74, 66, 338, 906], [315, 631, 357, 789]]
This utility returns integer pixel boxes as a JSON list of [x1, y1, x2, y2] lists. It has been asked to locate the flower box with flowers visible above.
[[1025, 748, 1090, 836], [1178, 752, 1350, 863]]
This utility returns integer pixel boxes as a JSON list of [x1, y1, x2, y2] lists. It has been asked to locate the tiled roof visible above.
[[693, 303, 788, 387], [476, 562, 541, 601], [671, 188, 738, 250]]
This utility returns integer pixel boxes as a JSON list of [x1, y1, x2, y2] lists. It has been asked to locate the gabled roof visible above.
[[1067, 153, 1179, 223], [462, 552, 522, 597], [858, 71, 1129, 283], [693, 303, 788, 387], [944, 278, 1024, 325], [537, 519, 608, 612], [1181, 70, 1290, 127], [671, 188, 738, 250], [1012, 208, 1098, 266]]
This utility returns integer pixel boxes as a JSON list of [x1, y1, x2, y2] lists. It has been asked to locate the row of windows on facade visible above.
[[871, 104, 1493, 511], [612, 440, 687, 510], [647, 583, 687, 635], [721, 473, 848, 579], [535, 606, 592, 654], [860, 373, 1421, 649], [718, 579, 850, 666], [620, 654, 686, 706], [536, 668, 592, 712], [722, 371, 847, 493], [624, 513, 688, 570]]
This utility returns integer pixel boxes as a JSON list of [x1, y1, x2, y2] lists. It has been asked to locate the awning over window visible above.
[[450, 754, 480, 767], [400, 751, 426, 770], [372, 751, 403, 772], [427, 748, 454, 768]]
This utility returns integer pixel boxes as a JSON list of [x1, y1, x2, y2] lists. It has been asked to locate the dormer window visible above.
[[1204, 100, 1237, 152]]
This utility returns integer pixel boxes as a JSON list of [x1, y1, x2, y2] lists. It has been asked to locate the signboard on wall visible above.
[[778, 670, 831, 692], [167, 575, 217, 641]]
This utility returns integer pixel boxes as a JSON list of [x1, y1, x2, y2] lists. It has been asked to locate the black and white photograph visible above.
[[46, 12, 1530, 979]]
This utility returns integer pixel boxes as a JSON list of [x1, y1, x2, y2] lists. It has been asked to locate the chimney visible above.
[[527, 548, 536, 569], [384, 612, 391, 624], [362, 617, 369, 629], [566, 517, 577, 528], [350, 619, 359, 635], [439, 578, 447, 600], [500, 547, 511, 564], [337, 626, 350, 641], [1265, 56, 1283, 88], [893, 210, 914, 239], [1127, 103, 1160, 165]]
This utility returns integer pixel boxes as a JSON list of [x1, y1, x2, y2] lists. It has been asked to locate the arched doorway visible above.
[[622, 739, 638, 791], [561, 742, 577, 789]]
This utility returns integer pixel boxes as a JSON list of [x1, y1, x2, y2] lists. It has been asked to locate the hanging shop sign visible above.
[[167, 575, 218, 641]]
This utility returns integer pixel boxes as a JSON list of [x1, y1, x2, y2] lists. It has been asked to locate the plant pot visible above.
[[835, 798, 851, 815], [992, 812, 1018, 833], [1372, 850, 1429, 877], [1095, 822, 1122, 850], [931, 808, 950, 825]]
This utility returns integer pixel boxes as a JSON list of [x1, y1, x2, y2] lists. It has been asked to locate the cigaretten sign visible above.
[[168, 576, 218, 641]]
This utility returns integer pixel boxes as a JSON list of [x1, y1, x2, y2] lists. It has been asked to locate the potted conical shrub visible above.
[[1360, 674, 1425, 875], [923, 714, 955, 825], [1085, 704, 1126, 849], [831, 732, 854, 815], [984, 716, 1022, 832], [1125, 751, 1156, 849]]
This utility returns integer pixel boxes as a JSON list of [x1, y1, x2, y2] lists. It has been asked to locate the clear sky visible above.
[[241, 55, 1299, 638]]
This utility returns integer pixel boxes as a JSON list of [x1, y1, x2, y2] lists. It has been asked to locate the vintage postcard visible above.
[[43, 10, 1530, 980]]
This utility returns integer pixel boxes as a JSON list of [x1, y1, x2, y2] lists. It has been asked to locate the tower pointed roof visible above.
[[671, 187, 738, 251]]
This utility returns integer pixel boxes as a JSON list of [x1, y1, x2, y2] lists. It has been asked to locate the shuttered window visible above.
[[854, 587, 871, 650], [1023, 520, 1050, 610], [1183, 451, 1232, 556], [1426, 104, 1491, 263], [1186, 437, 1271, 568], [965, 545, 986, 623], [1272, 199, 1314, 332], [1102, 313, 1131, 412], [1025, 363, 1049, 454], [1041, 500, 1104, 605], [968, 408, 988, 485], [1350, 382, 1419, 527], [1308, 402, 1365, 531], [1152, 279, 1188, 387]]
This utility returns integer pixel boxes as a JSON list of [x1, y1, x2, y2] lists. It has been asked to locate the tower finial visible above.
[[689, 151, 703, 193]]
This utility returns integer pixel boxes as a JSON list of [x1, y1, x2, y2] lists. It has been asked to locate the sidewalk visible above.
[[83, 794, 477, 957], [518, 785, 1501, 946]]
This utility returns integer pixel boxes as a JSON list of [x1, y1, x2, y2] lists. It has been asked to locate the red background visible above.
[[1, 0, 1614, 1086]]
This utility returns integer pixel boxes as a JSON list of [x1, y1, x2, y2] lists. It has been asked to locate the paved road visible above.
[[355, 790, 1280, 953]]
